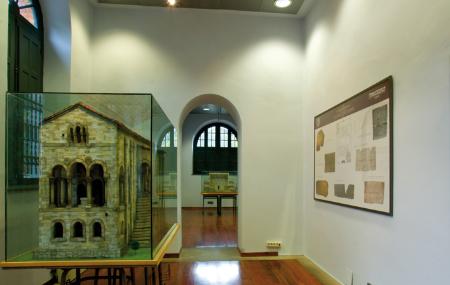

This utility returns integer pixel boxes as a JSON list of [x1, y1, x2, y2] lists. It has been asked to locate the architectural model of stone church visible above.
[[34, 103, 151, 259]]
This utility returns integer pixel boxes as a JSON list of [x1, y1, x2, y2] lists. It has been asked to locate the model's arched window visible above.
[[51, 165, 68, 208], [73, 222, 84, 238], [11, 0, 40, 28], [53, 222, 63, 239], [90, 164, 105, 207], [71, 163, 87, 207], [92, 222, 102, 238], [193, 123, 238, 174], [69, 125, 88, 144], [160, 128, 177, 148]]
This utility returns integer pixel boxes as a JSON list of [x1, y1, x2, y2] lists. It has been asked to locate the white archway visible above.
[[179, 94, 241, 131], [178, 94, 242, 250]]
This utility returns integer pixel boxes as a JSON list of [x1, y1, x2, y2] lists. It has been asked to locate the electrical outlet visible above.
[[266, 241, 281, 248]]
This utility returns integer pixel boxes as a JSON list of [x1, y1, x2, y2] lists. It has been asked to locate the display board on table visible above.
[[314, 76, 393, 215]]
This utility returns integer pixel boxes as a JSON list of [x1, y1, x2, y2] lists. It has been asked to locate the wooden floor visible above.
[[182, 207, 237, 248], [81, 260, 324, 285], [164, 260, 323, 285], [79, 208, 327, 285]]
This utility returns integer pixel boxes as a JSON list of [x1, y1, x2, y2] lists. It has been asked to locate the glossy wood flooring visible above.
[[164, 260, 324, 285], [182, 208, 237, 248], [81, 260, 324, 285]]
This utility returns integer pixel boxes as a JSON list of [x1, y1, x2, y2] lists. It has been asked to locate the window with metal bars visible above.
[[8, 94, 43, 185], [23, 93, 42, 179]]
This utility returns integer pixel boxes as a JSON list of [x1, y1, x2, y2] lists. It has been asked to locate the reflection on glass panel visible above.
[[207, 126, 216, 147], [231, 133, 238, 148], [197, 132, 205, 147], [22, 95, 41, 179], [161, 132, 170, 147], [5, 92, 177, 263], [173, 128, 177, 147], [151, 97, 177, 255], [19, 7, 38, 28], [160, 128, 177, 148]]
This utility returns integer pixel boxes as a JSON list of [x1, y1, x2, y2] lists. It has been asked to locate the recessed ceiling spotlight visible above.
[[274, 0, 291, 8], [167, 0, 176, 6]]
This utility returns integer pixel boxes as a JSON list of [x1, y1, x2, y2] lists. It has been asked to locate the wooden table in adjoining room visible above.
[[202, 192, 238, 216]]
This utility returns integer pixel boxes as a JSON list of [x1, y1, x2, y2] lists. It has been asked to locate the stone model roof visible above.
[[43, 102, 151, 146]]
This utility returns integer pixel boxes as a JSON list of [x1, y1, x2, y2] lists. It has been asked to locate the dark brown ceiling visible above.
[[98, 0, 304, 15]]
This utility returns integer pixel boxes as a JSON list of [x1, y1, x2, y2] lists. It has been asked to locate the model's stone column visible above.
[[87, 177, 92, 207], [104, 176, 109, 207], [49, 177, 54, 207], [60, 179, 66, 207], [67, 176, 72, 208]]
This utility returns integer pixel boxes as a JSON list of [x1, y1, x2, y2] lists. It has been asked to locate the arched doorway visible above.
[[179, 95, 241, 252]]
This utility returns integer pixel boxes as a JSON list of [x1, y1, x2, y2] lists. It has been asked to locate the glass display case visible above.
[[200, 172, 238, 215], [3, 92, 178, 265]]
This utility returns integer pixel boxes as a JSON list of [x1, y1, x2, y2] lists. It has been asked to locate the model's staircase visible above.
[[131, 194, 152, 248]]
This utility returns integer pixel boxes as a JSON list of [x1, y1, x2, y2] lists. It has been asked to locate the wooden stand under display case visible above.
[[0, 224, 180, 285]]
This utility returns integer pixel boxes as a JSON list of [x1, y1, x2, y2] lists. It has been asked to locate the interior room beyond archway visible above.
[[181, 102, 239, 250]]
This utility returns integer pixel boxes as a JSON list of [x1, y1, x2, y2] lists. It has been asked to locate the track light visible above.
[[274, 0, 291, 8]]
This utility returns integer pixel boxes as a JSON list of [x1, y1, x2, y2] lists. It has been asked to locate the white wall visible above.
[[69, 0, 94, 92], [181, 113, 236, 208], [302, 0, 450, 284], [89, 6, 305, 254], [41, 0, 71, 92]]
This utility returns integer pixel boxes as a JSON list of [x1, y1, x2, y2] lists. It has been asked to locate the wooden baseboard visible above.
[[237, 247, 278, 257]]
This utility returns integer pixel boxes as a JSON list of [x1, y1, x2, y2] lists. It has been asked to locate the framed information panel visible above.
[[314, 77, 393, 215]]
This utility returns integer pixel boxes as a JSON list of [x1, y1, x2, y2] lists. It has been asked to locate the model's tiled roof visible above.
[[43, 102, 151, 146]]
